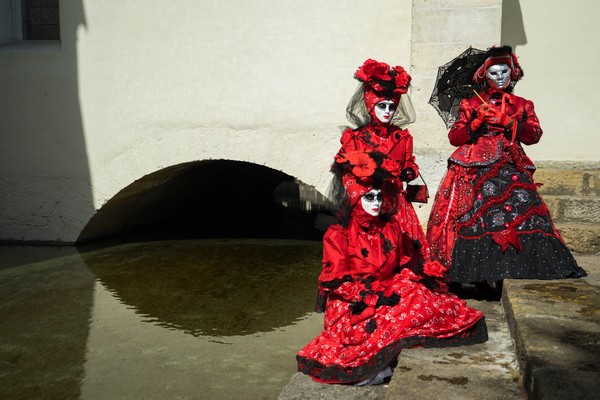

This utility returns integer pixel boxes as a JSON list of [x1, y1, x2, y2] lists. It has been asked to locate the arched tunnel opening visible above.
[[77, 160, 332, 244]]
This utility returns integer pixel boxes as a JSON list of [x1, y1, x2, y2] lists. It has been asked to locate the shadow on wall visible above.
[[0, 4, 94, 397], [0, 1, 93, 244], [77, 160, 331, 244], [501, 0, 527, 51]]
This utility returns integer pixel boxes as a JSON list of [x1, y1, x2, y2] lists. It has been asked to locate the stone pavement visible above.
[[278, 253, 599, 400]]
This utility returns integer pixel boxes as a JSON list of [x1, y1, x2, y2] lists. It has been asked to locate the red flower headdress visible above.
[[334, 150, 399, 205], [336, 151, 376, 178], [355, 59, 412, 112]]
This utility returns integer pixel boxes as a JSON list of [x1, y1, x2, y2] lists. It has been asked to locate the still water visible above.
[[0, 239, 324, 400]]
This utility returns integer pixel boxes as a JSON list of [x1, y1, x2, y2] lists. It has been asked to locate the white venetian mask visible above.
[[374, 100, 396, 124], [360, 189, 383, 216]]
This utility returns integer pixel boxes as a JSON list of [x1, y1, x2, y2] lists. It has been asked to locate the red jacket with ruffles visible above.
[[447, 90, 542, 170], [336, 125, 419, 177]]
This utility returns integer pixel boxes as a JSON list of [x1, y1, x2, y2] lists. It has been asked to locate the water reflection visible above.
[[81, 239, 321, 336], [0, 249, 95, 400], [0, 239, 323, 400]]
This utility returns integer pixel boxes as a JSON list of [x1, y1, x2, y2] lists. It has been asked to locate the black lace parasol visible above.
[[428, 47, 487, 128]]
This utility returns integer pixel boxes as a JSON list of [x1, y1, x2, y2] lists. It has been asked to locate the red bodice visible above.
[[447, 91, 542, 170], [337, 124, 419, 177]]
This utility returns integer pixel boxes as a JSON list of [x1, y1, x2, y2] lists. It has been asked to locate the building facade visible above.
[[0, 0, 598, 243]]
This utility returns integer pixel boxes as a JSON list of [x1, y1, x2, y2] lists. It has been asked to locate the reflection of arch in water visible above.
[[81, 239, 321, 336], [77, 160, 331, 243]]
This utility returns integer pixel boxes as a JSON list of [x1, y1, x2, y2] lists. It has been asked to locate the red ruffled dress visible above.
[[335, 125, 430, 264], [426, 90, 586, 283], [296, 205, 487, 384]]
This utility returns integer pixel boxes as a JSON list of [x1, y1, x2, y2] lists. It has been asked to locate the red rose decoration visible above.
[[355, 59, 391, 83], [423, 261, 447, 278], [392, 66, 411, 94], [336, 151, 377, 178], [381, 157, 400, 176], [355, 59, 412, 97]]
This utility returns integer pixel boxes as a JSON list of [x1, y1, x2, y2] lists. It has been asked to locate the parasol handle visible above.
[[473, 89, 487, 105]]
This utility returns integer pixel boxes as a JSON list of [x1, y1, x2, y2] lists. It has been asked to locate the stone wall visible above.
[[409, 0, 503, 223]]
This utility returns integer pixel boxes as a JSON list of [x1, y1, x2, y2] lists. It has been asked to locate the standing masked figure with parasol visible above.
[[426, 46, 586, 291]]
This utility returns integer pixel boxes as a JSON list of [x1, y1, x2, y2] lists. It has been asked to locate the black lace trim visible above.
[[315, 289, 328, 313], [320, 275, 354, 290], [297, 318, 488, 384], [317, 275, 379, 312]]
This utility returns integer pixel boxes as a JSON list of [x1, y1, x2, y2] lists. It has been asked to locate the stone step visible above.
[[534, 165, 600, 197], [543, 195, 600, 224], [501, 253, 600, 400], [555, 222, 600, 254], [385, 300, 525, 400]]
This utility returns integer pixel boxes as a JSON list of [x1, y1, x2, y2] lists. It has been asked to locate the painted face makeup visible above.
[[486, 63, 511, 90], [360, 189, 383, 216], [374, 100, 396, 124]]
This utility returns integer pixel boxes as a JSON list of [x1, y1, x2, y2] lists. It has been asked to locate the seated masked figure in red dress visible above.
[[333, 59, 430, 270], [297, 151, 487, 385], [426, 46, 586, 285]]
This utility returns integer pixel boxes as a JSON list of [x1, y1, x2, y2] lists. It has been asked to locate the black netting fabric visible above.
[[345, 83, 416, 129]]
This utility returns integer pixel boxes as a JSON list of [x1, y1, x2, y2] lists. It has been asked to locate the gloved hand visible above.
[[399, 168, 415, 182], [484, 107, 514, 128], [469, 104, 489, 132], [375, 292, 400, 307]]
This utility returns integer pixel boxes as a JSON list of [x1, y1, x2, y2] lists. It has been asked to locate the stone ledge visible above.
[[502, 263, 600, 400], [278, 372, 386, 400], [531, 367, 599, 400]]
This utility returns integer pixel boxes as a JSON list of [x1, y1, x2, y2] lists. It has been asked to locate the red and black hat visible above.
[[472, 45, 523, 84], [354, 59, 412, 112], [334, 150, 399, 205]]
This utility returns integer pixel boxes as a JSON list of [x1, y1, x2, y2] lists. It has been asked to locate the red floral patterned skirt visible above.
[[296, 269, 486, 384]]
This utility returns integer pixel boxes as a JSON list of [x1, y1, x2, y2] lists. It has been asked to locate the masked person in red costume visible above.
[[427, 46, 586, 290], [334, 59, 429, 271], [297, 151, 487, 385]]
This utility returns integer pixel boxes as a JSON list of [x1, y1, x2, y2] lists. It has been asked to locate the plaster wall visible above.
[[0, 0, 412, 242], [502, 0, 600, 162], [409, 0, 503, 223]]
